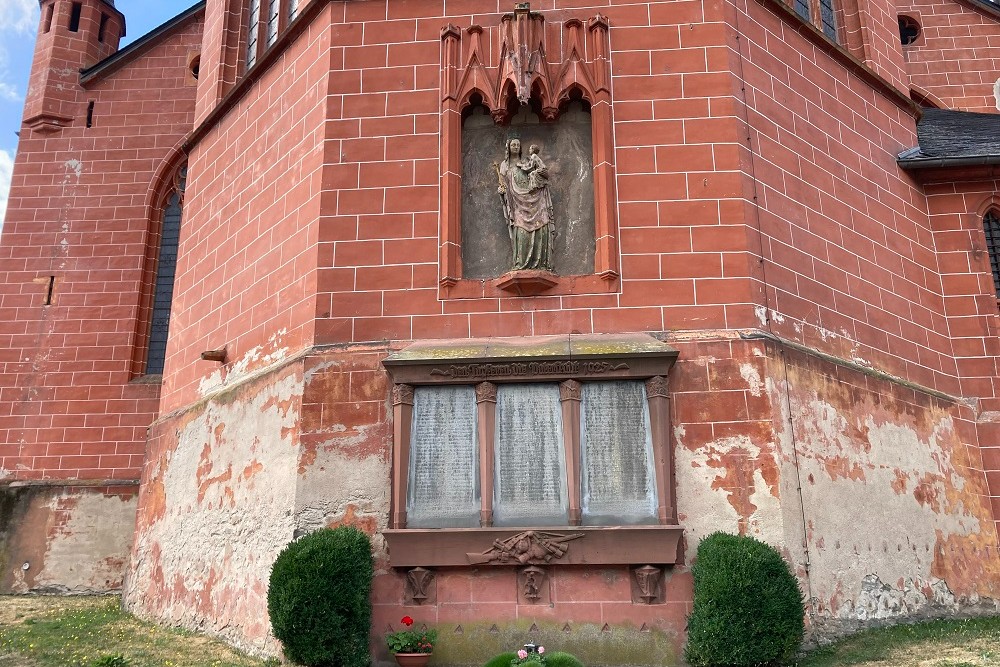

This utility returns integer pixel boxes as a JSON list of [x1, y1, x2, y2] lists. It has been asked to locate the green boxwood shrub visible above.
[[545, 651, 584, 667], [268, 526, 374, 667], [685, 532, 804, 666], [484, 652, 517, 667], [484, 650, 583, 667]]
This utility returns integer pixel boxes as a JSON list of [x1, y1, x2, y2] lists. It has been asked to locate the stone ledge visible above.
[[384, 526, 684, 568]]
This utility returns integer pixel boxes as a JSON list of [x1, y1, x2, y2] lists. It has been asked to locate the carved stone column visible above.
[[390, 384, 415, 529], [476, 382, 498, 527], [560, 379, 583, 525], [439, 24, 463, 287], [646, 376, 676, 525]]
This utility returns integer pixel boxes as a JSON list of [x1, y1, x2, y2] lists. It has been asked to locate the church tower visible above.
[[22, 0, 125, 132]]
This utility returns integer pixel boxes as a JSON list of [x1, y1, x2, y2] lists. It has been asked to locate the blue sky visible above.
[[0, 0, 195, 232]]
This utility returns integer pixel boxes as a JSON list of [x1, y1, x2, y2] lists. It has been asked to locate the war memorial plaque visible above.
[[408, 386, 480, 527], [493, 384, 569, 526], [580, 381, 657, 525]]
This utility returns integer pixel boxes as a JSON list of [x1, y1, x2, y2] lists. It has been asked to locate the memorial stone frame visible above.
[[382, 335, 685, 580], [439, 4, 621, 298]]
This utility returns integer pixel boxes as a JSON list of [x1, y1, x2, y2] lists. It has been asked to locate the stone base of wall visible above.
[[124, 335, 1000, 664], [0, 483, 138, 594]]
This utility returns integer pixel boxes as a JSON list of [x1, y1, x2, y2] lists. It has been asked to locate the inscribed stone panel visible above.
[[493, 383, 569, 526], [580, 381, 657, 525], [407, 386, 480, 527]]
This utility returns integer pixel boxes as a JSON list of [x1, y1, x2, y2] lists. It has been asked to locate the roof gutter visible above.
[[897, 154, 1000, 170]]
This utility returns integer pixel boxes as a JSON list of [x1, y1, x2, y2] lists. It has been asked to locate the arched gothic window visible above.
[[246, 0, 300, 68], [985, 209, 1000, 298], [145, 167, 186, 375]]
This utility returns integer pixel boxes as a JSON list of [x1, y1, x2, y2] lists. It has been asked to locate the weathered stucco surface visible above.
[[126, 338, 1000, 661], [674, 338, 999, 643], [0, 485, 137, 594], [124, 361, 304, 656], [778, 348, 1000, 637]]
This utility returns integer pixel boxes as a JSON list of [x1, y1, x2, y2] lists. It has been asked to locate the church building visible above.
[[3, 0, 1000, 662]]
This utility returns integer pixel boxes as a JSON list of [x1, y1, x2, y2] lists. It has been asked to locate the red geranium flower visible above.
[[401, 616, 414, 626]]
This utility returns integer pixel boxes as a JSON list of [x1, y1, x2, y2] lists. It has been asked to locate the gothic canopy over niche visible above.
[[439, 4, 620, 298]]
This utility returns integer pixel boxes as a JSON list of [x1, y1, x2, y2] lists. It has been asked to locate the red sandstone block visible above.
[[360, 161, 414, 188], [612, 26, 681, 51], [354, 316, 411, 341], [592, 307, 663, 333], [469, 312, 533, 338], [674, 389, 749, 423], [384, 288, 438, 315], [620, 279, 695, 308]]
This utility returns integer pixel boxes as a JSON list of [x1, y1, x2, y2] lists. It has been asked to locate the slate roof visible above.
[[897, 108, 1000, 169]]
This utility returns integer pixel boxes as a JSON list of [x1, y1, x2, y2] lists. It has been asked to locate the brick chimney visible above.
[[22, 0, 126, 133]]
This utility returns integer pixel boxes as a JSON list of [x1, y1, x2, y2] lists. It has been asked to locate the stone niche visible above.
[[439, 5, 620, 298], [461, 101, 595, 279]]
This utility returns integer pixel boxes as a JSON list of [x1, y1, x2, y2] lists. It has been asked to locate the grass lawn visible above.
[[800, 616, 1000, 667], [2, 595, 1000, 667], [0, 595, 273, 667]]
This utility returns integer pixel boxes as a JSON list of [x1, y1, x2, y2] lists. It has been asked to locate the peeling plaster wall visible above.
[[671, 337, 1000, 643], [129, 337, 1000, 659], [0, 485, 137, 594], [124, 361, 304, 656], [775, 347, 1000, 638]]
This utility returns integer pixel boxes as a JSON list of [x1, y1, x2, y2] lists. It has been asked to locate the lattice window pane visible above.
[[266, 0, 279, 46], [793, 0, 811, 22], [247, 0, 260, 67], [985, 210, 1000, 298], [147, 191, 183, 375], [819, 0, 837, 40]]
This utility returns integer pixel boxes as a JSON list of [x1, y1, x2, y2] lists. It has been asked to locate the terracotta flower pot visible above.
[[394, 652, 432, 667]]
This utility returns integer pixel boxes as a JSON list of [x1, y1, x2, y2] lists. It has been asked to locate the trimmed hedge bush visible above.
[[484, 650, 583, 667], [484, 652, 518, 667], [268, 526, 374, 667], [545, 651, 584, 667], [685, 532, 804, 667]]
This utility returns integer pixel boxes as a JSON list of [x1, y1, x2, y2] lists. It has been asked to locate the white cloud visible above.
[[0, 0, 39, 34], [0, 81, 17, 101], [0, 149, 12, 234]]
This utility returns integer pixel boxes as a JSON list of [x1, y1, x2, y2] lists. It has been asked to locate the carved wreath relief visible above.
[[466, 530, 584, 564]]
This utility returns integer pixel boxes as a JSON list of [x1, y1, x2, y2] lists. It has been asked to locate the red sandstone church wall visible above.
[[0, 3, 203, 593], [310, 0, 758, 345], [898, 0, 1000, 111], [156, 7, 332, 414], [0, 8, 202, 483], [124, 1, 331, 651], [125, 0, 1000, 661], [727, 0, 1000, 630], [733, 0, 953, 391]]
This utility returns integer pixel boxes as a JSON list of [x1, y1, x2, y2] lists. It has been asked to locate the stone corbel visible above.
[[631, 564, 663, 604], [405, 567, 436, 605], [519, 565, 549, 604]]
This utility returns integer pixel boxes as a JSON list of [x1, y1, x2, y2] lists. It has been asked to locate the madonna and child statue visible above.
[[494, 138, 555, 272]]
